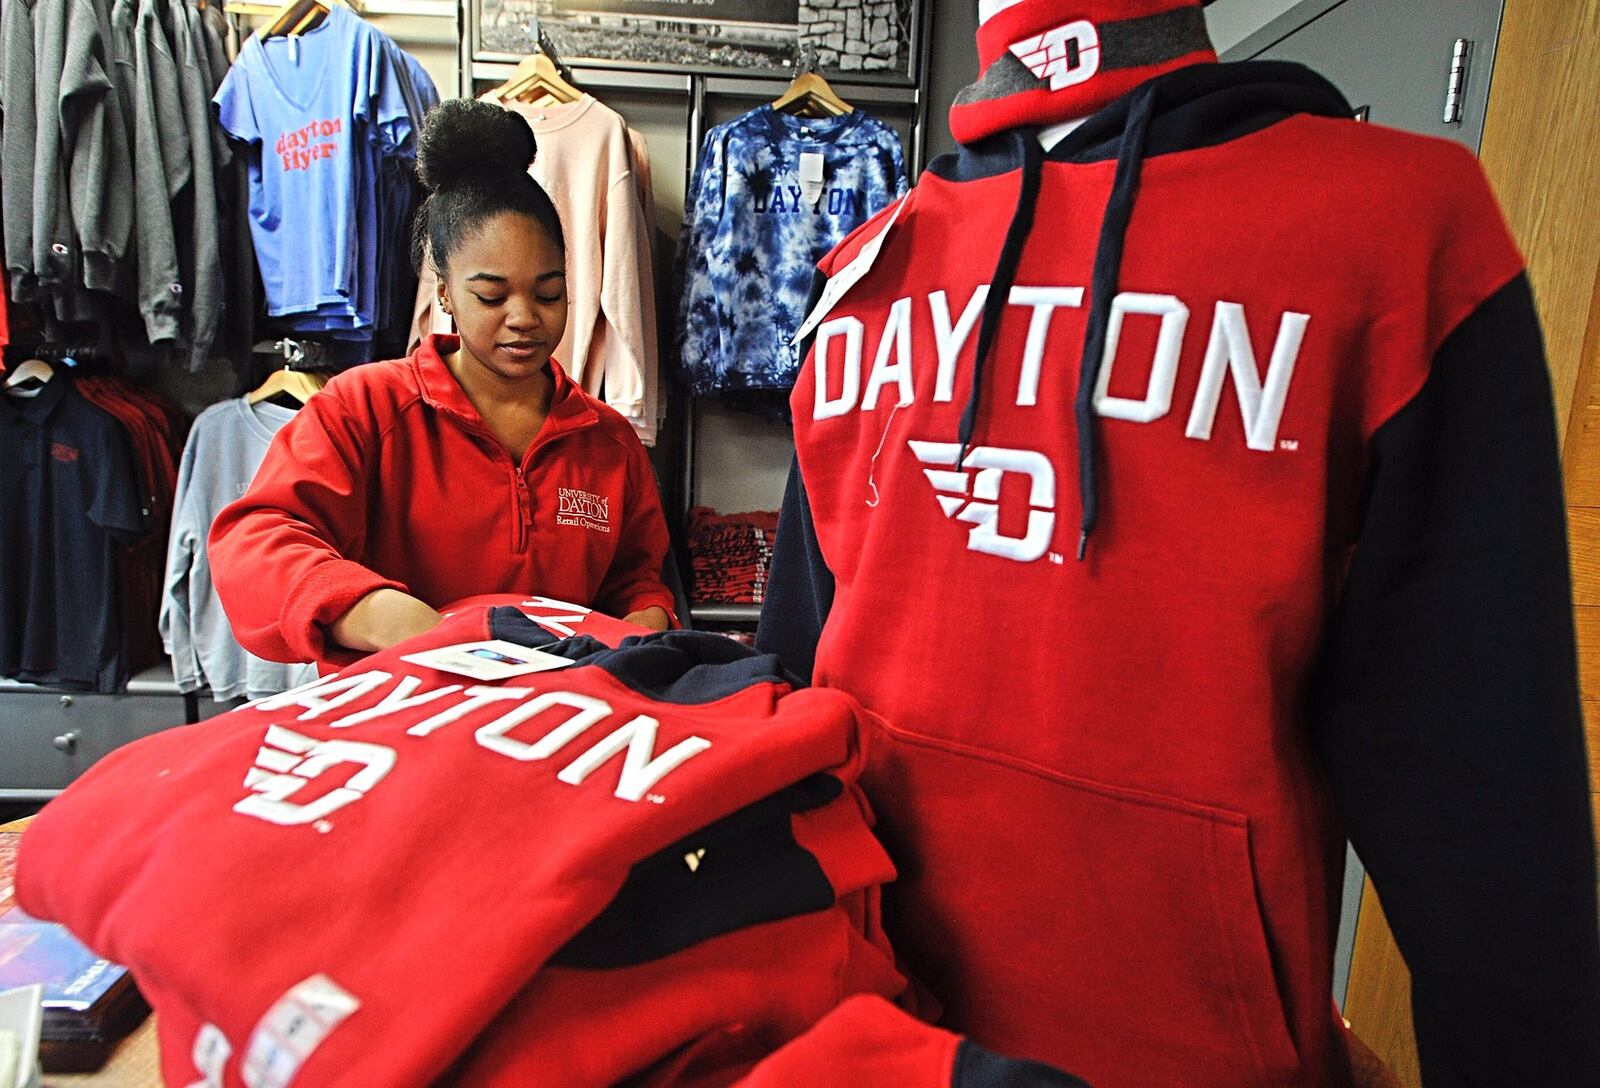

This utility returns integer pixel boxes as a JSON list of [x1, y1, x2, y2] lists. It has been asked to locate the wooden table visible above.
[[1, 818, 162, 1087]]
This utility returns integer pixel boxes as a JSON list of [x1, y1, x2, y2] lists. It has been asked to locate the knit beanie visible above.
[[950, 0, 1218, 144]]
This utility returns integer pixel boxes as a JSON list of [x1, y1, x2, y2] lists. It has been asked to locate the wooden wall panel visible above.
[[1578, 612, 1600, 703], [1570, 510, 1600, 606], [1345, 882, 1420, 1088], [1477, 2, 1600, 446]]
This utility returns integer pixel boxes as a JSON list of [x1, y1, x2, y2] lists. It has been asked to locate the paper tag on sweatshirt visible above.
[[242, 975, 358, 1088], [402, 640, 575, 681], [792, 193, 909, 348], [798, 152, 826, 206]]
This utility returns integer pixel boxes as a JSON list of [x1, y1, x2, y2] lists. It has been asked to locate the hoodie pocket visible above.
[[865, 726, 1301, 1088]]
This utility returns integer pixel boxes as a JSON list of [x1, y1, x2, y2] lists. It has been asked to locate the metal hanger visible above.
[[247, 368, 328, 408]]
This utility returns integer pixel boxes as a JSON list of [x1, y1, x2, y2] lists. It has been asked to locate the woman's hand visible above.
[[622, 606, 671, 631], [329, 588, 445, 653]]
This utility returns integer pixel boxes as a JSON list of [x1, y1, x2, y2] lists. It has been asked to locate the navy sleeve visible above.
[[953, 1041, 1090, 1088], [758, 268, 835, 683], [756, 453, 834, 685], [1307, 274, 1600, 1086]]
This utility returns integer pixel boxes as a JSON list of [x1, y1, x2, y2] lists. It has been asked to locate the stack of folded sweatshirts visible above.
[[688, 508, 779, 605]]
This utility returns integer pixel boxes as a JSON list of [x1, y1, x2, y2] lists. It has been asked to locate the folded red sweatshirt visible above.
[[17, 607, 907, 1087]]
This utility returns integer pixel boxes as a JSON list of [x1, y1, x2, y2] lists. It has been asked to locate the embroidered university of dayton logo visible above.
[[235, 725, 396, 826], [909, 440, 1056, 563], [557, 487, 611, 533], [1011, 19, 1101, 91]]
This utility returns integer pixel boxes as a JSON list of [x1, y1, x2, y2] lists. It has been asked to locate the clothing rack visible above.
[[536, 27, 576, 86], [793, 42, 823, 79], [30, 344, 111, 366], [251, 338, 339, 371], [467, 22, 931, 628], [2, 342, 114, 370]]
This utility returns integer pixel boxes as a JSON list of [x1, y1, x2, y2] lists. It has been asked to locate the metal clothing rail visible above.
[[225, 0, 455, 17]]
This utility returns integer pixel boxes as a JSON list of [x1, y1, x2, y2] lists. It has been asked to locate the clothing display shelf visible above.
[[468, 56, 930, 628]]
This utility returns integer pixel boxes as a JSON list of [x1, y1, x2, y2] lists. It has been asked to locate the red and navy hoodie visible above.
[[16, 606, 1082, 1087], [758, 12, 1600, 1087]]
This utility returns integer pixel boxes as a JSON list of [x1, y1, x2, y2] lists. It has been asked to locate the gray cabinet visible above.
[[0, 665, 232, 798], [1227, 0, 1505, 151]]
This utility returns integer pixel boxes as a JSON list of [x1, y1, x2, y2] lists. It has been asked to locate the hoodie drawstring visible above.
[[953, 83, 1161, 562], [956, 129, 1044, 465], [1074, 82, 1158, 559]]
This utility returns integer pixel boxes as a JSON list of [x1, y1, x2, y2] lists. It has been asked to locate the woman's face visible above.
[[439, 210, 568, 383]]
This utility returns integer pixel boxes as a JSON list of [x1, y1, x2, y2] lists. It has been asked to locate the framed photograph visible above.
[[475, 0, 922, 83]]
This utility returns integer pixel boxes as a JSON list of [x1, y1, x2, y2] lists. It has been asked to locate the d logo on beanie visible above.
[[1010, 19, 1101, 90], [951, 0, 1216, 145]]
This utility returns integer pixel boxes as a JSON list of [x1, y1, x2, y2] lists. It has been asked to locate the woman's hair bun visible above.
[[416, 98, 537, 194]]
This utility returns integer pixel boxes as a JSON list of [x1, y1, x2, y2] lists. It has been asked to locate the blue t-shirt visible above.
[[676, 107, 907, 395], [213, 6, 411, 323]]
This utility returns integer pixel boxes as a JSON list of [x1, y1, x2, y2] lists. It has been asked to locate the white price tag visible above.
[[791, 193, 909, 347], [798, 151, 826, 206], [402, 640, 576, 681], [243, 975, 360, 1088]]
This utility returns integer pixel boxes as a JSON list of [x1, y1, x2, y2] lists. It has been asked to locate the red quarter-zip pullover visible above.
[[210, 335, 674, 670]]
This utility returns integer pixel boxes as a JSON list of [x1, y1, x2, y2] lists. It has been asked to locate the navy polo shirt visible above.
[[0, 374, 147, 692]]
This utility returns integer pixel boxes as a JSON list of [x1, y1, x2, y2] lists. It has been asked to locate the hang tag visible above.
[[798, 152, 826, 207], [242, 976, 358, 1088], [401, 640, 575, 681], [792, 193, 909, 347]]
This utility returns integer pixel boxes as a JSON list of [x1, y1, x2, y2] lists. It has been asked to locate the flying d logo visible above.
[[1010, 19, 1101, 91], [235, 726, 397, 826], [909, 440, 1056, 563]]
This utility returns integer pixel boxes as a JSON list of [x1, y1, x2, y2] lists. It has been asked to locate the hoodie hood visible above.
[[951, 0, 1217, 146], [945, 60, 1353, 557]]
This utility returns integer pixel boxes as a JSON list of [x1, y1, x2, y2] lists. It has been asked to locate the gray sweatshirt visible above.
[[126, 0, 187, 342], [31, 0, 78, 300], [0, 0, 40, 301], [170, 0, 220, 370], [61, 0, 136, 296], [160, 397, 317, 701]]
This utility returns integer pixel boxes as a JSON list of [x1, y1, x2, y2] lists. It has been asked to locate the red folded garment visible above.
[[17, 607, 907, 1087]]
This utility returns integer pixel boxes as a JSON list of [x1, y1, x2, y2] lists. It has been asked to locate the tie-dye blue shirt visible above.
[[676, 107, 907, 395]]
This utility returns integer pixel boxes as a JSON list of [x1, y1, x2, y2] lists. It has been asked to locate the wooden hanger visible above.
[[248, 368, 328, 407], [774, 45, 851, 118], [495, 28, 581, 107], [494, 52, 582, 107], [772, 71, 851, 117], [260, 0, 356, 39], [2, 358, 55, 398]]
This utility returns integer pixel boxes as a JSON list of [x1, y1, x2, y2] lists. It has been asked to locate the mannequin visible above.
[[760, 1, 1600, 1085]]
